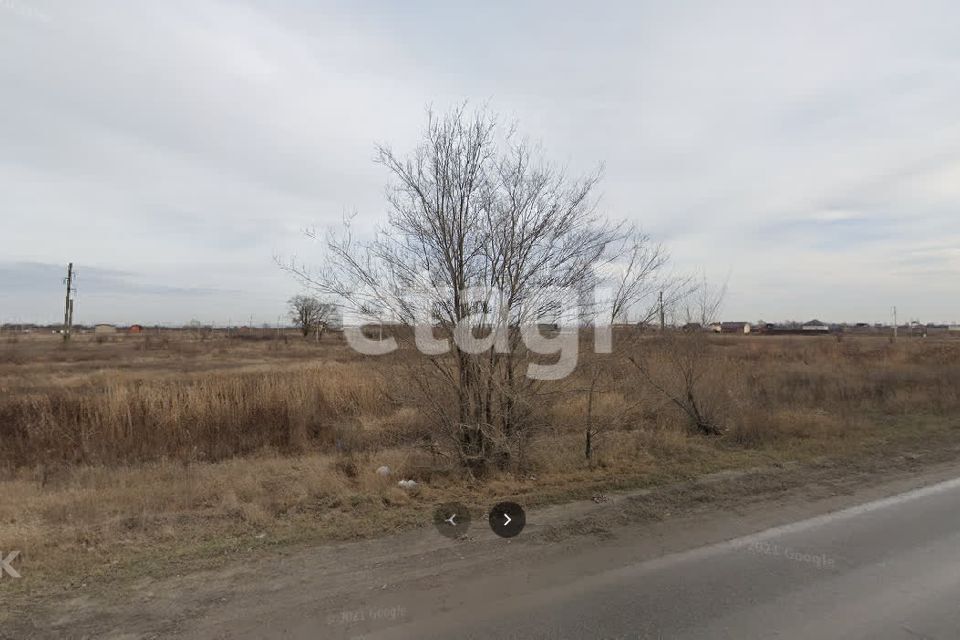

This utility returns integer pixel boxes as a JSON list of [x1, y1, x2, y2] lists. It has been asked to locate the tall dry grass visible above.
[[0, 362, 400, 468], [1, 333, 958, 473]]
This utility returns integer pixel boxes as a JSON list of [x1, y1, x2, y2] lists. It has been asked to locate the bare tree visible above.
[[682, 274, 727, 328], [282, 105, 669, 471], [608, 232, 671, 325], [580, 233, 687, 460], [288, 294, 335, 339]]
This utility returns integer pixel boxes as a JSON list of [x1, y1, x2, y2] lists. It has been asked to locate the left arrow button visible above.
[[434, 503, 471, 539]]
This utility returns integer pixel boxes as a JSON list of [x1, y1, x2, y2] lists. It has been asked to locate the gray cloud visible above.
[[0, 262, 229, 296], [1, 0, 958, 325], [0, 262, 243, 326]]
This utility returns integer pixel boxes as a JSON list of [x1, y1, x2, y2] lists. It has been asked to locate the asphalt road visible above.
[[370, 476, 960, 640]]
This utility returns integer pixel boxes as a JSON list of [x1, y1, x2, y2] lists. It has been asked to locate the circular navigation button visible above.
[[434, 502, 471, 539], [488, 501, 525, 538]]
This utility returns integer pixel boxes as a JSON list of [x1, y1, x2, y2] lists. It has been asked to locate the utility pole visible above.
[[659, 290, 665, 331], [893, 306, 898, 341], [62, 263, 75, 342]]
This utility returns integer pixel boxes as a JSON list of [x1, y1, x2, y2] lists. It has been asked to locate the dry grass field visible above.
[[1, 329, 959, 604]]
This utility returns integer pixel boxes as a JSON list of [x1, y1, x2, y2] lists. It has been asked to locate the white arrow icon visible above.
[[445, 514, 457, 526], [502, 512, 512, 526]]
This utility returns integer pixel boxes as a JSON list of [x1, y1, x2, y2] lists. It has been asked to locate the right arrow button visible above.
[[489, 501, 525, 538]]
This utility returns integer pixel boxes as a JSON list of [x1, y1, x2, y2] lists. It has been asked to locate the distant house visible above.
[[682, 322, 703, 333], [802, 319, 830, 332], [925, 324, 948, 333], [128, 324, 144, 334], [94, 324, 117, 335], [720, 322, 752, 334]]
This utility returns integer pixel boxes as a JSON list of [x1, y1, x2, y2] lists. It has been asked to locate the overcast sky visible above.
[[1, 0, 958, 326]]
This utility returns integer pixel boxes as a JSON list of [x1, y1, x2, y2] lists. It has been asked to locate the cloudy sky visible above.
[[1, 0, 958, 326]]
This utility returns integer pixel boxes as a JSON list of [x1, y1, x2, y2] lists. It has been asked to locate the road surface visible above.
[[364, 476, 960, 639]]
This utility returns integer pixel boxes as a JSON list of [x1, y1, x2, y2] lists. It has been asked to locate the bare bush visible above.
[[629, 334, 739, 436], [627, 278, 732, 436]]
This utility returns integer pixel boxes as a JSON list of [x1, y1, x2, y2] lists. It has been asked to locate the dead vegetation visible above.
[[2, 332, 958, 471], [0, 330, 959, 600]]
